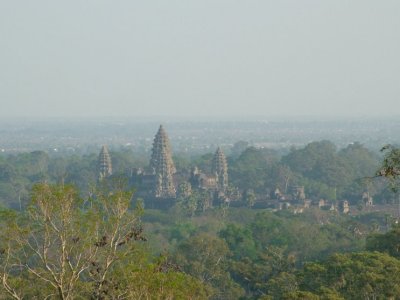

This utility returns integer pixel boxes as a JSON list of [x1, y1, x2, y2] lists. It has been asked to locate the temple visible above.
[[98, 145, 112, 181], [150, 125, 176, 198], [98, 126, 354, 214], [189, 147, 229, 194], [212, 147, 229, 191]]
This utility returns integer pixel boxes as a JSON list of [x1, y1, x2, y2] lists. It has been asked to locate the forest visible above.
[[0, 141, 400, 299]]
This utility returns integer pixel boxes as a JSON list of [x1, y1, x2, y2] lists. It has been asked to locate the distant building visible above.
[[150, 125, 176, 198], [98, 145, 112, 181], [339, 200, 350, 214], [190, 166, 218, 190], [212, 147, 229, 192], [291, 186, 306, 201], [362, 192, 373, 207], [274, 188, 285, 201], [125, 128, 245, 210], [189, 147, 229, 195]]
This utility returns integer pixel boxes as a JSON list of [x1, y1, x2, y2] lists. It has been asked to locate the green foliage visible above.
[[177, 190, 213, 217], [282, 141, 337, 175], [228, 246, 296, 298], [230, 140, 249, 158], [251, 212, 296, 248], [193, 153, 214, 173], [219, 224, 257, 259], [280, 291, 322, 300], [366, 225, 400, 258], [110, 149, 138, 174], [1, 142, 400, 299], [177, 193, 198, 217], [229, 147, 279, 193], [237, 210, 364, 263], [174, 233, 245, 299], [282, 141, 381, 201], [339, 142, 379, 179], [268, 164, 299, 194], [377, 144, 400, 191], [0, 183, 18, 207], [11, 151, 50, 180], [169, 222, 197, 242], [298, 177, 337, 201], [243, 188, 256, 207], [267, 272, 298, 298], [95, 248, 211, 299], [0, 183, 209, 299], [297, 252, 400, 299], [142, 209, 176, 224], [64, 154, 97, 194]]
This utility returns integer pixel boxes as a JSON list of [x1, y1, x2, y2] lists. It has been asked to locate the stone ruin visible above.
[[150, 125, 176, 198], [98, 145, 112, 181]]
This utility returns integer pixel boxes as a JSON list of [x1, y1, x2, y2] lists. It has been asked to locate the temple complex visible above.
[[98, 145, 112, 181], [99, 125, 354, 214], [150, 125, 176, 198]]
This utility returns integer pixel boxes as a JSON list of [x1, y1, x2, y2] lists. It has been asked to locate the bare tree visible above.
[[0, 181, 144, 299]]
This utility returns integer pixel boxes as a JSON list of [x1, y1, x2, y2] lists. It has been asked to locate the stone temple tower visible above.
[[98, 145, 112, 181], [150, 125, 176, 198], [212, 147, 228, 191]]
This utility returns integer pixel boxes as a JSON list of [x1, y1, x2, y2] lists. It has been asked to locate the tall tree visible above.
[[0, 182, 145, 299]]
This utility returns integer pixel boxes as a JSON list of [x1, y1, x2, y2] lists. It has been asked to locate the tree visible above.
[[48, 157, 67, 184], [282, 141, 337, 176], [113, 254, 211, 299], [177, 193, 198, 217], [0, 181, 145, 299], [197, 190, 213, 212], [266, 272, 298, 299], [282, 141, 356, 199], [243, 189, 256, 208], [339, 142, 379, 179], [177, 190, 213, 217], [271, 164, 295, 193], [229, 147, 273, 192], [228, 246, 296, 298], [230, 141, 249, 159], [64, 154, 97, 195], [377, 144, 400, 191], [297, 252, 400, 299], [366, 225, 400, 258], [219, 224, 257, 260], [174, 233, 244, 299]]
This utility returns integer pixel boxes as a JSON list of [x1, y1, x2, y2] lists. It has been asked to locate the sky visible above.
[[0, 1, 399, 119]]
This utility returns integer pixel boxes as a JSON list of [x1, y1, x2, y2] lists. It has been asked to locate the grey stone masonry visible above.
[[150, 125, 176, 198], [212, 147, 228, 191], [98, 145, 112, 181]]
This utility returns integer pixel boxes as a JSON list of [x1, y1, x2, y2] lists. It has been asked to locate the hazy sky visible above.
[[0, 1, 399, 118]]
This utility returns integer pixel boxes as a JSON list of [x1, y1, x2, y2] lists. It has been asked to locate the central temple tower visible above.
[[150, 125, 176, 198], [98, 145, 112, 181], [212, 147, 228, 191]]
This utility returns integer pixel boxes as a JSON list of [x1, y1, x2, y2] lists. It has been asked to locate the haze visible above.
[[0, 1, 399, 118]]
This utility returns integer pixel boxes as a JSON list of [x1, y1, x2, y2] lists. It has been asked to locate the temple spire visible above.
[[212, 147, 228, 191], [150, 125, 176, 198], [98, 145, 112, 181]]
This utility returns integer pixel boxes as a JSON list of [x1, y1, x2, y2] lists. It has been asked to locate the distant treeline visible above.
[[0, 140, 394, 209]]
